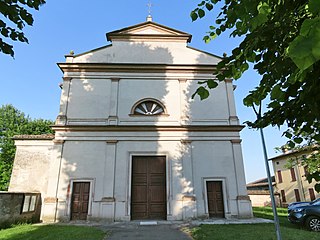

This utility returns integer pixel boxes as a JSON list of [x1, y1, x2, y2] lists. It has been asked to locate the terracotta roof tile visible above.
[[12, 134, 55, 140]]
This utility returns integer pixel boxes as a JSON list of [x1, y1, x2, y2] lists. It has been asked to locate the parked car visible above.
[[288, 198, 320, 231]]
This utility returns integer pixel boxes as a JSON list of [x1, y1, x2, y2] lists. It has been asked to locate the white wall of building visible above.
[[9, 21, 252, 222]]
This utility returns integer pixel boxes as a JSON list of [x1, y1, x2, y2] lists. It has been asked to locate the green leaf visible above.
[[309, 0, 320, 15], [217, 74, 225, 81], [240, 62, 249, 71], [232, 47, 241, 55], [287, 17, 320, 70], [207, 79, 218, 89], [268, 101, 281, 109], [293, 137, 303, 144], [20, 9, 34, 26], [288, 140, 295, 148], [251, 2, 271, 30], [313, 135, 320, 141], [232, 66, 242, 79], [190, 11, 198, 21], [198, 1, 205, 7], [0, 41, 14, 57], [216, 19, 222, 24], [247, 52, 256, 63], [198, 9, 205, 18], [311, 173, 320, 182], [190, 0, 320, 151], [203, 35, 211, 43], [206, 3, 213, 11], [0, 20, 6, 28], [209, 31, 217, 40], [1, 28, 9, 37], [197, 86, 210, 100], [243, 95, 253, 107], [270, 85, 283, 100], [284, 131, 292, 139]]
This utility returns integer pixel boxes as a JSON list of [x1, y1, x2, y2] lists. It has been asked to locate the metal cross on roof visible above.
[[147, 0, 153, 15], [146, 0, 153, 21]]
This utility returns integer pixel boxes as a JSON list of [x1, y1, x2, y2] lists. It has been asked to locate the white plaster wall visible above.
[[73, 41, 220, 65], [10, 22, 251, 222], [186, 81, 230, 124], [113, 139, 248, 220], [54, 141, 107, 221], [62, 27, 229, 123], [117, 79, 180, 125], [63, 77, 231, 125], [191, 141, 241, 218], [9, 141, 53, 194], [59, 141, 105, 185], [67, 78, 111, 119], [112, 140, 207, 221], [48, 138, 248, 221]]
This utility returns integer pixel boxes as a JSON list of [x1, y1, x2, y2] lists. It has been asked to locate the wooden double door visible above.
[[206, 181, 225, 218], [71, 182, 90, 220], [131, 156, 167, 220]]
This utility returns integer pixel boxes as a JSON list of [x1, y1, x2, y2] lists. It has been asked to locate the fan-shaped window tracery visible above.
[[131, 99, 166, 116]]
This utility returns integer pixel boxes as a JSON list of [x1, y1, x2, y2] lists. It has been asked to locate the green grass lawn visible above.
[[0, 224, 106, 240], [191, 207, 319, 240]]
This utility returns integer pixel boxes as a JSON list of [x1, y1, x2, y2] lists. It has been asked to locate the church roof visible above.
[[106, 21, 192, 43]]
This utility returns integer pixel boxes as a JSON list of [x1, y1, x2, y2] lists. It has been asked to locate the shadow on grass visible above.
[[191, 207, 319, 240], [0, 224, 106, 240], [252, 206, 302, 229]]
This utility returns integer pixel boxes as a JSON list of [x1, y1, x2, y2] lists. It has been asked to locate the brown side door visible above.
[[71, 182, 90, 220], [131, 156, 166, 220], [206, 181, 224, 218]]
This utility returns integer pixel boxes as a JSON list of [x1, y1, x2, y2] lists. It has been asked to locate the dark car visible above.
[[288, 198, 320, 231]]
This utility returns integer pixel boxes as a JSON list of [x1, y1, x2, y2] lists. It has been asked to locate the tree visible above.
[[0, 0, 46, 57], [191, 0, 320, 190], [0, 104, 54, 190]]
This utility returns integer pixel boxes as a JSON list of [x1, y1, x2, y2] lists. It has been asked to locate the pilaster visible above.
[[231, 139, 253, 218], [179, 78, 189, 125], [108, 78, 120, 125], [100, 140, 118, 220], [42, 139, 65, 222], [103, 140, 118, 197], [225, 79, 239, 125], [180, 139, 197, 219], [56, 77, 72, 125]]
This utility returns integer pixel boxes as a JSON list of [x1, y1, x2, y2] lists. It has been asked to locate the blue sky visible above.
[[0, 0, 286, 183]]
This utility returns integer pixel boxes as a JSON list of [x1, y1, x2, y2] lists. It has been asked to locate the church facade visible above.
[[9, 20, 252, 222]]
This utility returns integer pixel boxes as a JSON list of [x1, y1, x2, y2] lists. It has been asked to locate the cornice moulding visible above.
[[57, 63, 217, 74], [52, 125, 244, 132]]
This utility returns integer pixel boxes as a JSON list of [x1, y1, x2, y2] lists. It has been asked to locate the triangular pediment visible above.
[[106, 21, 192, 42], [71, 21, 222, 65]]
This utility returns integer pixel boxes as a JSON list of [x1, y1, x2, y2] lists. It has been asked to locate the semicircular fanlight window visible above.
[[134, 100, 164, 115]]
